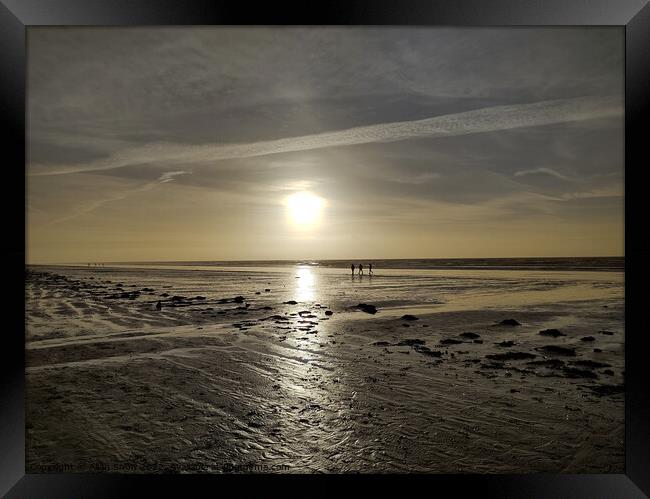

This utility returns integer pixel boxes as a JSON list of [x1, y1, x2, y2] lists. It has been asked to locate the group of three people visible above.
[[351, 263, 373, 276]]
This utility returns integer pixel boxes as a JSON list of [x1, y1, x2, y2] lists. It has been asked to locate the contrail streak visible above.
[[29, 95, 621, 177], [40, 171, 190, 226]]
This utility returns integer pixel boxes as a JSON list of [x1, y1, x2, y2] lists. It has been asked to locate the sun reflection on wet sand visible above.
[[294, 266, 317, 303], [266, 269, 354, 471]]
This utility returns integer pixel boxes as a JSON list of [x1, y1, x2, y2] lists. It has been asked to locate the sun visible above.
[[285, 191, 325, 229]]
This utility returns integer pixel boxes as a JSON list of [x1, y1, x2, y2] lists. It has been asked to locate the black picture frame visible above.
[[2, 1, 649, 496]]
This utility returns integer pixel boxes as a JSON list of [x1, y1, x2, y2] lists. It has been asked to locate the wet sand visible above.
[[26, 265, 624, 473]]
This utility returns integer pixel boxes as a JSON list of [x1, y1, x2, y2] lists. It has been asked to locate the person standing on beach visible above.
[[351, 263, 355, 276], [359, 264, 364, 276], [369, 263, 373, 275]]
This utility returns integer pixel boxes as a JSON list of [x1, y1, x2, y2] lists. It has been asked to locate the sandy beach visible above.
[[25, 261, 624, 473]]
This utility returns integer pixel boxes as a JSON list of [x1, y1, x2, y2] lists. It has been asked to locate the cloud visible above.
[[158, 170, 190, 183], [514, 167, 573, 181], [42, 170, 191, 226], [29, 95, 621, 177], [561, 187, 623, 200], [28, 28, 623, 134], [383, 172, 441, 185]]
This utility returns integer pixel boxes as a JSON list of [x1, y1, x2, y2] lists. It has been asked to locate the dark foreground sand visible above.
[[26, 267, 624, 473]]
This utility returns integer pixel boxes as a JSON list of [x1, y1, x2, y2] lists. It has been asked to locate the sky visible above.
[[26, 27, 624, 263]]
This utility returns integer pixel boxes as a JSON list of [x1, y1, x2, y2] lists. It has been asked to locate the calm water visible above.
[[32, 257, 624, 326], [99, 256, 624, 272]]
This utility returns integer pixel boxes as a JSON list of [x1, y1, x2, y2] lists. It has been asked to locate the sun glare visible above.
[[285, 191, 325, 229]]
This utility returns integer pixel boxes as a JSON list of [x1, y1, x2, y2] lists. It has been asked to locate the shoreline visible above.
[[26, 255, 625, 273]]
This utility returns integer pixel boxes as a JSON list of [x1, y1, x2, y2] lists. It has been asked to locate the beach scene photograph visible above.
[[26, 27, 624, 473]]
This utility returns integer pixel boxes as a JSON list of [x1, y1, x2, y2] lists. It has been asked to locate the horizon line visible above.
[[26, 255, 625, 266]]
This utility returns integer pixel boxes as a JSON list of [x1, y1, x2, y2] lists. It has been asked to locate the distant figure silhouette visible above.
[[359, 264, 364, 276], [351, 264, 355, 276], [155, 301, 162, 311], [369, 263, 373, 275]]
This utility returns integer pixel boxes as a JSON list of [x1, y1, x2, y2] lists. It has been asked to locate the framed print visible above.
[[2, 0, 649, 497]]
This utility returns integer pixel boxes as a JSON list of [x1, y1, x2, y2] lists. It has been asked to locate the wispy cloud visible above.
[[514, 167, 573, 181], [385, 172, 441, 185], [158, 170, 190, 183], [42, 170, 191, 226], [29, 95, 621, 177], [561, 187, 623, 200]]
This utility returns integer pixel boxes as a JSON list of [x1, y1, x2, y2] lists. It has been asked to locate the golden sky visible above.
[[27, 27, 624, 263]]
